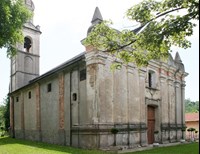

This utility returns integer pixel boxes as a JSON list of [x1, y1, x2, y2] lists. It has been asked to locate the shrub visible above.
[[111, 128, 119, 134]]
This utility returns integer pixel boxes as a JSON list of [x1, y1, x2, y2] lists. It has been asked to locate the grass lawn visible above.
[[129, 142, 199, 154], [0, 137, 110, 154], [0, 137, 199, 154]]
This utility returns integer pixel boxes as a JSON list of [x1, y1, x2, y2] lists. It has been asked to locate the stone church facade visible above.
[[9, 0, 188, 149]]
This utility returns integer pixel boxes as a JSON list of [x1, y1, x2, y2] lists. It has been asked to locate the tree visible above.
[[185, 98, 199, 113], [0, 105, 5, 128], [83, 0, 199, 67], [187, 127, 196, 141], [0, 0, 32, 57], [0, 96, 10, 133], [3, 96, 10, 132]]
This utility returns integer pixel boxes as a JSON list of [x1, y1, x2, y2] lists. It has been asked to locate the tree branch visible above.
[[103, 7, 186, 53], [152, 7, 185, 23], [104, 39, 137, 53]]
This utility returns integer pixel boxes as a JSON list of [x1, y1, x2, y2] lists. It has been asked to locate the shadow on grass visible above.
[[0, 137, 111, 154]]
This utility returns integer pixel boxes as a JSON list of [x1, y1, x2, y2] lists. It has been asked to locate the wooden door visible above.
[[147, 106, 155, 144]]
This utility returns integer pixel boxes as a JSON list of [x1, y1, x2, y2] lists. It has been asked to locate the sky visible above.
[[0, 0, 199, 104]]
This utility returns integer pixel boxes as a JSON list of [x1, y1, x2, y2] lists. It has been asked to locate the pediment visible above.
[[24, 22, 41, 33]]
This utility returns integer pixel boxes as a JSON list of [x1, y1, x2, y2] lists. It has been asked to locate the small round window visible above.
[[24, 37, 32, 52]]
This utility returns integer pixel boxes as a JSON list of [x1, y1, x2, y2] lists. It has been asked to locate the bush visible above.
[[111, 128, 119, 134]]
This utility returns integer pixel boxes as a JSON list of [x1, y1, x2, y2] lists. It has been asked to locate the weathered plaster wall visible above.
[[11, 50, 187, 149], [40, 76, 60, 144]]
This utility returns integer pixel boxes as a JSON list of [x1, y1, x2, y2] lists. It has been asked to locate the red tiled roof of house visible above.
[[185, 113, 199, 122]]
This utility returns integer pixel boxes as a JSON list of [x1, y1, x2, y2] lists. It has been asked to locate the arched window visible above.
[[24, 37, 32, 52]]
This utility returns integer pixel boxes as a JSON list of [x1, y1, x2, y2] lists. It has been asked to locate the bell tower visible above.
[[10, 0, 41, 92]]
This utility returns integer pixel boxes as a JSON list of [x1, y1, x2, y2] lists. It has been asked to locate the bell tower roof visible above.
[[87, 7, 103, 35], [175, 52, 182, 63], [91, 7, 103, 24], [25, 0, 35, 12]]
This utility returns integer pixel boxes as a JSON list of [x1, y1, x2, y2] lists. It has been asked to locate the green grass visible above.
[[0, 137, 111, 154], [0, 137, 199, 154], [131, 143, 199, 154]]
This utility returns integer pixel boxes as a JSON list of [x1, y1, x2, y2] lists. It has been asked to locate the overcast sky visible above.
[[0, 0, 199, 104]]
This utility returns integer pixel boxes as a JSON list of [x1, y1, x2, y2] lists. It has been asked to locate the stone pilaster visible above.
[[59, 73, 65, 129], [174, 80, 181, 124], [181, 81, 186, 139], [58, 73, 65, 145], [85, 51, 98, 124], [139, 68, 147, 122], [167, 73, 174, 122], [34, 83, 42, 141], [181, 82, 186, 119], [21, 92, 25, 138], [10, 97, 15, 137], [36, 83, 41, 131], [139, 68, 147, 146], [127, 65, 140, 124], [160, 70, 167, 122]]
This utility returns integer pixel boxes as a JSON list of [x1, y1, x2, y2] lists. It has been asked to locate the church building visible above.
[[9, 0, 188, 149]]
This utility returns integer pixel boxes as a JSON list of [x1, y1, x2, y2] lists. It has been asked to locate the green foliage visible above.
[[110, 127, 119, 134], [187, 127, 196, 140], [0, 96, 10, 132], [181, 126, 187, 131], [0, 0, 32, 57], [0, 105, 5, 128], [185, 99, 199, 113], [187, 127, 196, 132], [3, 96, 10, 131], [0, 104, 6, 137], [84, 0, 199, 67]]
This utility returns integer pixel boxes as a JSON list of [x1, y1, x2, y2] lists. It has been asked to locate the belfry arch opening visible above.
[[24, 37, 32, 52]]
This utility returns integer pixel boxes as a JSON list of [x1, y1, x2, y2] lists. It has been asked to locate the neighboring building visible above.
[[185, 113, 199, 139], [9, 0, 188, 149]]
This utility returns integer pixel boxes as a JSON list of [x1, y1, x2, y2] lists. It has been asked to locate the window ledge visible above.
[[146, 87, 159, 91]]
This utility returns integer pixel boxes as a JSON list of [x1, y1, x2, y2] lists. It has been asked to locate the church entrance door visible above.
[[147, 106, 155, 144]]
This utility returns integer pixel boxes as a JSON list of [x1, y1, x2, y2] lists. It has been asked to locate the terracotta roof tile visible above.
[[185, 113, 199, 122]]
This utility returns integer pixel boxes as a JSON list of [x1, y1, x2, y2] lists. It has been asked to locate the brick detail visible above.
[[159, 68, 169, 76], [85, 45, 95, 52], [59, 73, 65, 129], [36, 83, 41, 130], [159, 68, 161, 74]]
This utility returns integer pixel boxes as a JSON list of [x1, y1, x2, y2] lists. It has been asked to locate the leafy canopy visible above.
[[83, 0, 199, 67], [0, 0, 32, 57], [0, 96, 10, 132], [185, 98, 199, 113]]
